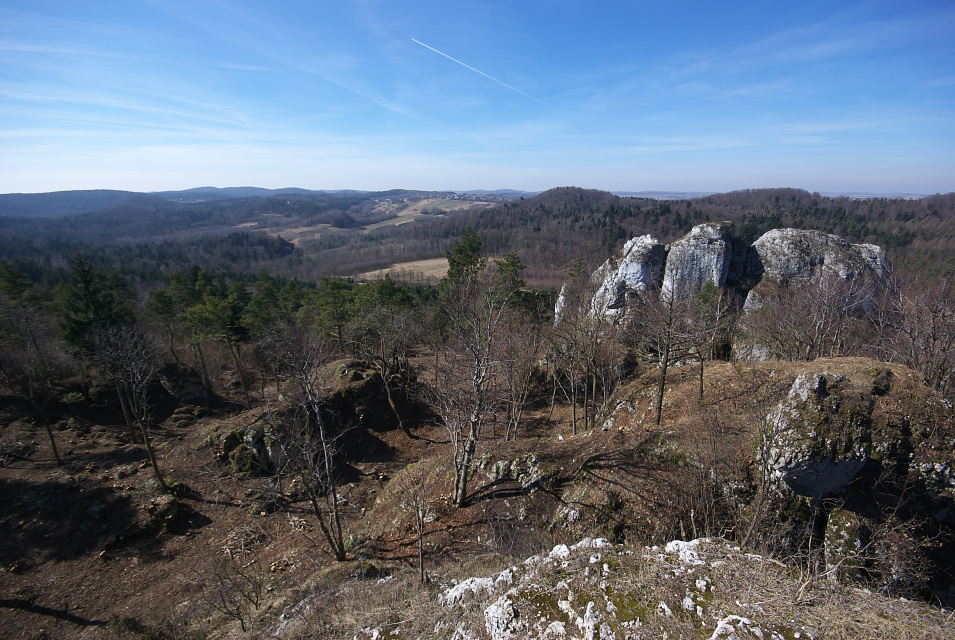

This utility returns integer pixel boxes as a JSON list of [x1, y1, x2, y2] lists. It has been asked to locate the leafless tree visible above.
[[0, 300, 73, 464], [427, 270, 513, 507], [190, 556, 264, 633], [687, 282, 738, 405], [550, 264, 611, 434], [867, 271, 955, 399], [91, 323, 168, 490], [347, 303, 421, 438], [497, 305, 546, 441], [265, 319, 348, 560], [625, 287, 697, 426], [743, 272, 869, 362], [395, 462, 431, 582]]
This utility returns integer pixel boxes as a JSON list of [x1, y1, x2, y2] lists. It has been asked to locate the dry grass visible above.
[[354, 257, 450, 283], [256, 537, 955, 639]]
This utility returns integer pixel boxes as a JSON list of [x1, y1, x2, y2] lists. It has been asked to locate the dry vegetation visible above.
[[1, 355, 952, 639], [3, 187, 955, 639]]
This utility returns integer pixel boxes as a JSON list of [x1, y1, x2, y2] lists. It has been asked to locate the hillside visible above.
[[2, 187, 954, 291], [1, 357, 952, 639]]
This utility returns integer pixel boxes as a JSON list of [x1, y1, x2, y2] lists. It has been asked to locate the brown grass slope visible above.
[[0, 357, 952, 639]]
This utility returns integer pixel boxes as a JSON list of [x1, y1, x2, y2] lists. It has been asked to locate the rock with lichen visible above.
[[661, 222, 734, 301], [743, 228, 886, 311]]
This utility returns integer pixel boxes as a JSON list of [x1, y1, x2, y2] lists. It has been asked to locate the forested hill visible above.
[[1, 186, 954, 289], [0, 189, 166, 218], [382, 186, 955, 275]]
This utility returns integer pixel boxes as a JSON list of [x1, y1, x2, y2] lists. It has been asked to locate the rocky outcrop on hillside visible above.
[[743, 228, 887, 310], [760, 372, 871, 501], [759, 366, 954, 520], [589, 235, 666, 318], [599, 357, 955, 598], [661, 221, 734, 301], [560, 223, 887, 321], [346, 536, 954, 640]]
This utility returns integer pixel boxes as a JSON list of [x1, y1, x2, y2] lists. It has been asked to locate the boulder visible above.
[[760, 372, 872, 500], [158, 363, 208, 405], [662, 222, 734, 301]]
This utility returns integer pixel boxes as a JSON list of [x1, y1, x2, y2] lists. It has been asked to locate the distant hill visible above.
[[461, 189, 540, 197], [613, 190, 714, 199], [0, 187, 376, 216], [2, 185, 954, 289], [154, 186, 343, 201], [0, 189, 169, 218]]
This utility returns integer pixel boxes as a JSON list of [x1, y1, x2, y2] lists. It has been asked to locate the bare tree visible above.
[[266, 319, 348, 560], [428, 269, 514, 507], [867, 271, 955, 399], [743, 272, 869, 362], [347, 303, 420, 438], [396, 462, 431, 582], [190, 557, 265, 633], [625, 286, 696, 426], [550, 262, 610, 434], [497, 304, 547, 441], [92, 324, 168, 490], [687, 282, 738, 405], [0, 292, 73, 465]]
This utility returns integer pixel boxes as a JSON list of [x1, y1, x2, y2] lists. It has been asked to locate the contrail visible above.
[[411, 38, 544, 105]]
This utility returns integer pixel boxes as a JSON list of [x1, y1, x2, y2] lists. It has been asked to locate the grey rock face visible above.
[[485, 591, 524, 640], [744, 228, 886, 310], [591, 235, 666, 318], [824, 508, 872, 582], [557, 224, 887, 325], [661, 222, 734, 301], [760, 373, 871, 500]]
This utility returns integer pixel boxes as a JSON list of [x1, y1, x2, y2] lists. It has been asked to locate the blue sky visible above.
[[1, 1, 953, 194]]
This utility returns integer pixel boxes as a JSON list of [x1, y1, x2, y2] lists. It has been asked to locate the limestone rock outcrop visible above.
[[744, 228, 887, 310], [590, 234, 666, 318], [559, 223, 887, 324], [760, 372, 872, 500], [661, 221, 734, 301]]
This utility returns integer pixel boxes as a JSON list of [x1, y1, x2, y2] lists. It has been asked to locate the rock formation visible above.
[[588, 234, 666, 318], [743, 228, 887, 310], [760, 372, 871, 500], [661, 221, 734, 301], [559, 223, 887, 324]]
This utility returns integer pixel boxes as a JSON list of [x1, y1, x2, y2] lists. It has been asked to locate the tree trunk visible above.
[[225, 337, 252, 408], [548, 372, 558, 422], [307, 490, 347, 561], [416, 505, 426, 583], [380, 368, 411, 438], [115, 382, 138, 440], [583, 370, 590, 432], [164, 322, 182, 364], [32, 402, 62, 466], [454, 427, 478, 507], [654, 341, 671, 426], [192, 342, 212, 393]]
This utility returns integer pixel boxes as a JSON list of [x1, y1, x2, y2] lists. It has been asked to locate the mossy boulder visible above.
[[760, 372, 873, 500], [824, 507, 872, 582], [218, 420, 280, 476]]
